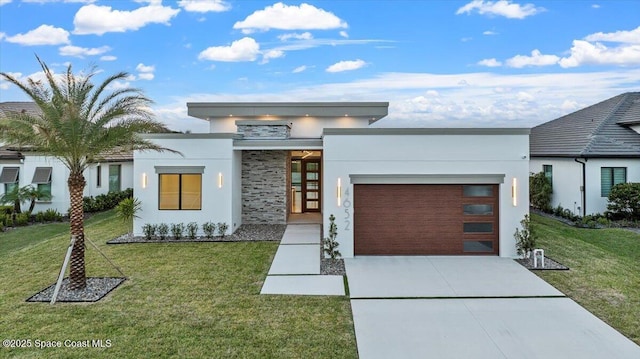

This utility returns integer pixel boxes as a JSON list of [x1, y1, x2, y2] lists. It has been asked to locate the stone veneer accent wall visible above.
[[237, 122, 291, 139], [242, 150, 288, 224]]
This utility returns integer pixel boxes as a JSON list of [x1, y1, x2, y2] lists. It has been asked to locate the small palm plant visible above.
[[115, 197, 142, 238]]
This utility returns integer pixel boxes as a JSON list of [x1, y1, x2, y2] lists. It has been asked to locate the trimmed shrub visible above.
[[202, 222, 215, 239], [142, 224, 157, 240], [607, 183, 640, 221], [217, 222, 228, 238], [186, 222, 198, 239], [171, 223, 185, 240], [83, 188, 134, 213], [530, 171, 552, 212], [514, 214, 536, 257], [15, 212, 30, 226], [43, 208, 63, 222], [157, 223, 169, 240]]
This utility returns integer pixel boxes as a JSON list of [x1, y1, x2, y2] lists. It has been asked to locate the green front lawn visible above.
[[533, 213, 640, 345], [0, 210, 357, 358]]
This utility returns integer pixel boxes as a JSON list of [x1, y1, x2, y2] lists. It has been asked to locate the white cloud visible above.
[[506, 49, 559, 67], [278, 32, 313, 41], [138, 72, 154, 80], [198, 37, 260, 62], [478, 58, 502, 67], [0, 32, 5, 41], [136, 63, 155, 73], [516, 91, 534, 101], [0, 0, 12, 5], [233, 2, 348, 34], [22, 0, 95, 3], [584, 26, 640, 44], [177, 0, 230, 13], [73, 3, 180, 35], [339, 31, 348, 38], [135, 63, 155, 80], [293, 65, 307, 73], [461, 37, 473, 42], [4, 24, 70, 46], [326, 59, 366, 73], [591, 4, 600, 9], [483, 30, 498, 35], [261, 49, 284, 63], [106, 80, 131, 90], [59, 45, 111, 57], [456, 0, 543, 19], [100, 55, 117, 61], [559, 40, 640, 68]]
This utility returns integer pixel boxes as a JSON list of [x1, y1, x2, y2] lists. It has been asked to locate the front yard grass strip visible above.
[[532, 213, 640, 345], [0, 210, 357, 358]]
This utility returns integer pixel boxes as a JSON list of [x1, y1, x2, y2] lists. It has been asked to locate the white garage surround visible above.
[[322, 128, 531, 258]]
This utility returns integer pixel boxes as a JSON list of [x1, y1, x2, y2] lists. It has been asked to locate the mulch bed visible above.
[[321, 258, 345, 276], [27, 277, 126, 303], [515, 256, 569, 271]]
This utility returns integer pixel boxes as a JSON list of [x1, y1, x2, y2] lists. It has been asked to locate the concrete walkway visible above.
[[346, 256, 640, 359], [260, 224, 344, 296]]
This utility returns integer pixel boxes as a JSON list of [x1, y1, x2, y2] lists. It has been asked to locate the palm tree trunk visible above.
[[68, 171, 86, 290]]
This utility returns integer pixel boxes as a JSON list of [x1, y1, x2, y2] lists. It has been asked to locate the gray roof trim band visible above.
[[155, 166, 205, 174], [349, 174, 506, 185], [324, 128, 530, 136]]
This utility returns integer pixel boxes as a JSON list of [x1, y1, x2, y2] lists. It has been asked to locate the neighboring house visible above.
[[0, 102, 133, 214], [530, 92, 640, 216], [134, 102, 530, 258]]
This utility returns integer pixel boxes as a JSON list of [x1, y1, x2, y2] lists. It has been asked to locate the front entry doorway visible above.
[[291, 151, 322, 214]]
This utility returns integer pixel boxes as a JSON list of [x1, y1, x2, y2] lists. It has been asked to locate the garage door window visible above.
[[463, 204, 493, 215], [463, 222, 493, 233], [463, 185, 493, 197], [463, 241, 493, 252]]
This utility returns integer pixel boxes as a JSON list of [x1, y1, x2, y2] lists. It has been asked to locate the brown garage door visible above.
[[354, 184, 499, 255]]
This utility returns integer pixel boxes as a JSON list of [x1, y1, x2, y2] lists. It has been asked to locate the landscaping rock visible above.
[[27, 277, 125, 303]]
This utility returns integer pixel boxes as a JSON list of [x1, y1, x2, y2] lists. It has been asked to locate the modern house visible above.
[[0, 102, 133, 214], [133, 102, 530, 258], [530, 92, 640, 216]]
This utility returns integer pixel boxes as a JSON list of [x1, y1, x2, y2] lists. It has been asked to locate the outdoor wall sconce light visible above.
[[512, 177, 517, 206], [218, 172, 223, 188], [142, 173, 148, 189], [337, 177, 342, 207]]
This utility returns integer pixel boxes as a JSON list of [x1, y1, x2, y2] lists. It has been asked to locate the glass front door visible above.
[[303, 160, 321, 212], [290, 152, 322, 214]]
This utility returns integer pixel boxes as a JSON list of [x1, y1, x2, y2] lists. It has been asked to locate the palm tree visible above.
[[0, 184, 51, 214], [0, 57, 173, 289]]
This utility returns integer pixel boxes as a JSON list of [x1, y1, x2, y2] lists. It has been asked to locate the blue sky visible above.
[[1, 0, 639, 132]]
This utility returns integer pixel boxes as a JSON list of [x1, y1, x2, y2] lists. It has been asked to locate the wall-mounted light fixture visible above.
[[512, 177, 517, 206], [142, 173, 148, 189], [337, 177, 342, 207], [218, 172, 223, 188]]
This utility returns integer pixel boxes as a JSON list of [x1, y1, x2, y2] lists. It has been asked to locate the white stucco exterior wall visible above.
[[322, 129, 530, 258], [133, 135, 235, 236], [209, 116, 371, 138], [530, 157, 640, 215]]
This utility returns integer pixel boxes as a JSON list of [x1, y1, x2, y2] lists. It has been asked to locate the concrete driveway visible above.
[[345, 256, 640, 359]]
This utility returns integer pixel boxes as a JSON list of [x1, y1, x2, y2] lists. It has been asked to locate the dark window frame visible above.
[[158, 173, 202, 210], [601, 167, 626, 197]]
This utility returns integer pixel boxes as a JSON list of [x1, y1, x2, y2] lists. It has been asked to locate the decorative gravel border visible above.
[[27, 277, 126, 303], [515, 256, 569, 271], [107, 224, 286, 244]]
